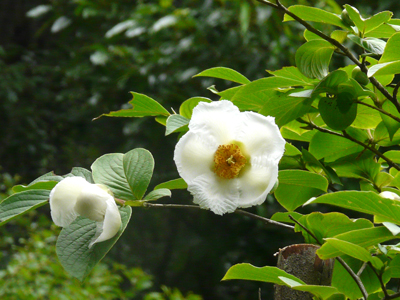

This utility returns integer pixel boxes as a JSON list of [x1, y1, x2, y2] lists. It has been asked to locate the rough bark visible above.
[[274, 244, 334, 300]]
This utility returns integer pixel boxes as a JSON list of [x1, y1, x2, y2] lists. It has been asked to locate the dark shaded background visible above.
[[1, 0, 399, 299]]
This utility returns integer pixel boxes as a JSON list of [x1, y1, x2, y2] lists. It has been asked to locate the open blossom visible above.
[[174, 100, 285, 215], [49, 177, 121, 247]]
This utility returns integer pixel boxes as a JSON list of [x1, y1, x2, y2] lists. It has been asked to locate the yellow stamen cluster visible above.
[[213, 144, 247, 179]]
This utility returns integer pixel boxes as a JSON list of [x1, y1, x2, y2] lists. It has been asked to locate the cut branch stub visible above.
[[274, 244, 335, 300]]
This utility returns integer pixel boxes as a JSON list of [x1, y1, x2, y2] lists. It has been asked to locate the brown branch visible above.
[[255, 0, 400, 113], [140, 202, 294, 230]]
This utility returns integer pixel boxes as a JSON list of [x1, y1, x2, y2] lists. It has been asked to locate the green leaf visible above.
[[379, 32, 400, 63], [368, 60, 400, 77], [143, 188, 171, 201], [92, 148, 154, 200], [322, 238, 383, 269], [389, 255, 400, 278], [274, 170, 328, 211], [267, 66, 317, 86], [230, 77, 306, 111], [302, 149, 341, 185], [295, 40, 335, 79], [69, 167, 95, 183], [28, 171, 64, 185], [364, 11, 393, 33], [331, 30, 348, 44], [296, 212, 372, 244], [165, 114, 189, 135], [193, 67, 251, 85], [56, 205, 131, 281], [284, 5, 350, 29], [380, 151, 400, 164], [380, 101, 400, 140], [330, 152, 380, 181], [344, 5, 364, 33], [271, 211, 303, 224], [96, 92, 170, 119], [222, 263, 304, 285], [305, 191, 400, 225], [348, 35, 386, 55], [179, 97, 212, 119], [308, 129, 366, 162], [318, 226, 398, 258], [311, 70, 349, 98], [12, 181, 58, 193], [352, 99, 381, 129], [0, 190, 50, 226], [318, 97, 357, 131], [258, 90, 312, 127], [284, 143, 302, 156], [279, 277, 342, 300], [154, 178, 188, 190], [332, 255, 387, 298]]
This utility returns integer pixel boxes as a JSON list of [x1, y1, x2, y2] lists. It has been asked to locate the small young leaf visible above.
[[0, 190, 50, 226], [96, 92, 170, 119], [318, 96, 357, 131], [348, 35, 386, 55], [56, 205, 131, 281], [179, 97, 212, 119], [193, 67, 251, 85], [143, 188, 171, 201], [295, 40, 335, 79], [154, 178, 188, 190], [165, 114, 189, 135]]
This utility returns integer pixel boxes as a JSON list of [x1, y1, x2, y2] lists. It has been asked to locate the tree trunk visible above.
[[274, 244, 334, 300]]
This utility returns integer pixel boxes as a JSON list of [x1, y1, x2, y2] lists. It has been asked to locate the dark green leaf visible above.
[[0, 190, 50, 226], [56, 205, 131, 281]]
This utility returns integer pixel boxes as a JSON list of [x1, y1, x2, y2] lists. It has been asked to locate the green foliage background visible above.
[[1, 0, 400, 299]]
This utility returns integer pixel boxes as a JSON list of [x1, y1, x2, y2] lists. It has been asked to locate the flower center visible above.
[[213, 144, 247, 179]]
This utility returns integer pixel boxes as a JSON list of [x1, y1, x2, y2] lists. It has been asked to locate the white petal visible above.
[[174, 131, 216, 184], [236, 162, 278, 208], [380, 191, 400, 201], [188, 173, 240, 215], [235, 112, 285, 163], [49, 177, 91, 227], [189, 100, 239, 144], [74, 184, 109, 222], [89, 197, 121, 247]]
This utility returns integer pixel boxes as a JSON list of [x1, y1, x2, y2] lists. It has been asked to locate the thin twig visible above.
[[393, 81, 400, 101], [141, 202, 294, 229], [288, 215, 369, 299], [302, 120, 400, 171], [368, 262, 390, 299], [255, 0, 400, 113], [357, 101, 400, 123], [356, 262, 368, 276]]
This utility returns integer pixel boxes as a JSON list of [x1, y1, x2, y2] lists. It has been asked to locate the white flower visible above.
[[49, 177, 122, 247], [379, 191, 400, 201], [174, 100, 285, 215]]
